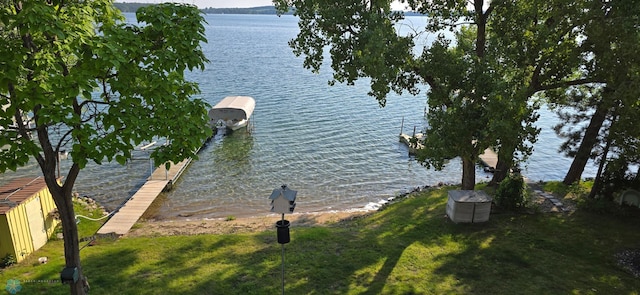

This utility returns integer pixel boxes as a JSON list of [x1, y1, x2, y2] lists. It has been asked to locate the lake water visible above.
[[0, 14, 598, 219]]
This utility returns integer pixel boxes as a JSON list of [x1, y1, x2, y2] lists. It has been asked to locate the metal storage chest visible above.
[[446, 190, 492, 223]]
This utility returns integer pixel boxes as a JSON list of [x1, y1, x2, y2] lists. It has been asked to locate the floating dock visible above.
[[399, 133, 499, 171], [96, 157, 193, 236]]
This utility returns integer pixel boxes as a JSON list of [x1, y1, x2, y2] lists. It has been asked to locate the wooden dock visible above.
[[399, 133, 424, 155], [399, 133, 499, 171], [478, 147, 498, 171], [96, 157, 193, 236]]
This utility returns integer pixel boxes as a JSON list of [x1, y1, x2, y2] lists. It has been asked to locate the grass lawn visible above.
[[1, 186, 640, 294]]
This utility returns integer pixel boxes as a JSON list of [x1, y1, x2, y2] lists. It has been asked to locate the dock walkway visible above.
[[478, 147, 498, 171], [399, 133, 499, 171], [96, 157, 192, 236]]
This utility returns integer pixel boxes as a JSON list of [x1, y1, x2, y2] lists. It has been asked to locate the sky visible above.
[[117, 0, 408, 10]]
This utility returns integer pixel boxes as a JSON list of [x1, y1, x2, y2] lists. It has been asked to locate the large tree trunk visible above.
[[45, 178, 86, 294], [490, 157, 511, 186], [588, 132, 613, 199], [562, 103, 608, 185], [39, 149, 87, 294], [589, 113, 619, 199], [490, 141, 515, 186], [55, 191, 86, 294], [34, 102, 87, 294], [461, 156, 476, 190]]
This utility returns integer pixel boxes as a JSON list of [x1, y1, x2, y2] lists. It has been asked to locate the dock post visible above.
[[149, 158, 153, 180], [400, 117, 404, 135]]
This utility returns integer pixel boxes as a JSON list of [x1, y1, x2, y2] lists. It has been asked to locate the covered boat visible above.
[[208, 96, 255, 131]]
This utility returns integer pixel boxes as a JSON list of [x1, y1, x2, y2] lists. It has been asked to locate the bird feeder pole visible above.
[[269, 184, 297, 295]]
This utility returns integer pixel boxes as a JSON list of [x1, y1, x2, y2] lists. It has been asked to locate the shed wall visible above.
[[36, 186, 59, 237], [5, 205, 34, 262], [0, 215, 13, 260], [0, 181, 60, 263]]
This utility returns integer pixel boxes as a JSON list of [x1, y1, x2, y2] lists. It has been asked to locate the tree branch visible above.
[[55, 128, 74, 154], [484, 3, 494, 19], [78, 99, 110, 109], [536, 78, 604, 92]]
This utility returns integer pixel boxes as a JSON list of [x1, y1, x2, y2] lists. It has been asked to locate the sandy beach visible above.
[[126, 210, 372, 237], [123, 184, 572, 237]]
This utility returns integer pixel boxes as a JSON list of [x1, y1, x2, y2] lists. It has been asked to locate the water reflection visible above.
[[210, 128, 254, 177]]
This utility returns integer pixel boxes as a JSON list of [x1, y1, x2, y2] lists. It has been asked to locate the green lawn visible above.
[[2, 187, 639, 294]]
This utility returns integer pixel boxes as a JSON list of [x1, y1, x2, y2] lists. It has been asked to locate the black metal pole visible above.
[[281, 213, 285, 295]]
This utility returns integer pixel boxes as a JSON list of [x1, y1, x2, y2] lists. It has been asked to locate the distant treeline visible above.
[[113, 3, 421, 16], [201, 6, 286, 15], [113, 3, 289, 14]]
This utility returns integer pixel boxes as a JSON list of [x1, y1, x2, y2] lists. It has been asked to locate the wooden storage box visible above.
[[446, 190, 492, 223]]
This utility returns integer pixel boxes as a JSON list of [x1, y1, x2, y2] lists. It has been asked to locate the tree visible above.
[[487, 0, 588, 185], [274, 0, 501, 189], [556, 0, 640, 188], [275, 0, 570, 190], [414, 25, 496, 190], [0, 2, 211, 294], [416, 0, 611, 188], [583, 0, 640, 197]]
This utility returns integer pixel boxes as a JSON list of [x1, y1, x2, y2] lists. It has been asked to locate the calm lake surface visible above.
[[0, 14, 597, 219]]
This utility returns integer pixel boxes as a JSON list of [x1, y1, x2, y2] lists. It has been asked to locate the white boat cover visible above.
[[208, 96, 256, 121]]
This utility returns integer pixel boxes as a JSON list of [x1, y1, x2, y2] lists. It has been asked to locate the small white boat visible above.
[[208, 96, 256, 131]]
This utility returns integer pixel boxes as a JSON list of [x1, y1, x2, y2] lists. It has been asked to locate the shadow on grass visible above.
[[428, 211, 640, 294], [75, 187, 640, 294]]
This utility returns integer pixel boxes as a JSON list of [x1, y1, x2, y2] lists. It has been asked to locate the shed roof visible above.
[[0, 177, 48, 215]]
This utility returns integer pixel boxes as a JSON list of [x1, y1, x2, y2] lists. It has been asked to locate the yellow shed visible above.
[[0, 177, 60, 263]]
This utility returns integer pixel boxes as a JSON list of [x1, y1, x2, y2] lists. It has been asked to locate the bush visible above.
[[576, 196, 640, 216], [1, 254, 16, 268], [494, 174, 528, 210]]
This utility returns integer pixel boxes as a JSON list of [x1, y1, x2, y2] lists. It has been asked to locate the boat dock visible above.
[[399, 133, 424, 155], [96, 157, 193, 236], [399, 133, 499, 171], [478, 147, 498, 172]]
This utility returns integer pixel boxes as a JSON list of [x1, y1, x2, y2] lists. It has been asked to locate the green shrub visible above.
[[576, 196, 638, 216], [494, 174, 528, 210], [576, 197, 618, 215], [1, 254, 16, 268]]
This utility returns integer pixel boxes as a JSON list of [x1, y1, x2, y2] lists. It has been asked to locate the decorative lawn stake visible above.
[[269, 184, 297, 295]]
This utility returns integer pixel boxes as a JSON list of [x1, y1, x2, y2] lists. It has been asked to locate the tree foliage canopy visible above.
[[275, 0, 537, 189], [276, 0, 639, 193], [1, 1, 211, 293], [0, 2, 210, 172]]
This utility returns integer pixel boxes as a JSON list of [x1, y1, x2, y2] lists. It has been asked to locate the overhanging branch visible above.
[[536, 78, 603, 92]]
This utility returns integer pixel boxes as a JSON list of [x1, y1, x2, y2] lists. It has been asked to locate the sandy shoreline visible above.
[[123, 183, 574, 237], [89, 179, 572, 238], [126, 210, 372, 237], [123, 186, 439, 237]]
